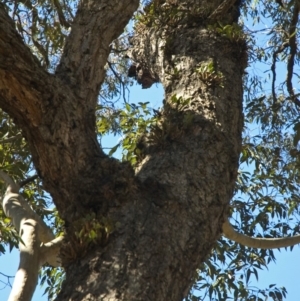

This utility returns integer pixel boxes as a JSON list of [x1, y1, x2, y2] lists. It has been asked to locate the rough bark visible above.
[[0, 0, 139, 218], [0, 1, 246, 301]]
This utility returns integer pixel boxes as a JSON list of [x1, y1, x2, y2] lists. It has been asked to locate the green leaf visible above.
[[108, 144, 120, 156]]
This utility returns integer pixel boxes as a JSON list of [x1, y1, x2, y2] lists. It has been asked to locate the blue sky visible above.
[[1, 0, 300, 299], [1, 6, 300, 298], [1, 83, 300, 300], [1, 246, 300, 300], [0, 84, 164, 301]]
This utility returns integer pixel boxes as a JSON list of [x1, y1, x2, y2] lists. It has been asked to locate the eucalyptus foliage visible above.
[[0, 0, 300, 300]]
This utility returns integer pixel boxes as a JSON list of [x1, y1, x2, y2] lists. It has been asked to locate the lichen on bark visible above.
[[0, 0, 247, 300], [57, 0, 246, 300]]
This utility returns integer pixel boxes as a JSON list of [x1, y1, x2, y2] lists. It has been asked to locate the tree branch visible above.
[[271, 42, 289, 105], [107, 61, 128, 103], [0, 171, 55, 243], [0, 3, 49, 124], [56, 0, 139, 103], [0, 1, 138, 216], [19, 175, 38, 188], [52, 0, 71, 28], [223, 220, 300, 249], [40, 236, 64, 267], [0, 2, 105, 209], [0, 271, 14, 289], [8, 218, 40, 301], [0, 134, 22, 144], [0, 171, 63, 301], [286, 0, 300, 107]]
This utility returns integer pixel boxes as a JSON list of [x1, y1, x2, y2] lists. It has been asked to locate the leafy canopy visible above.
[[0, 0, 300, 300]]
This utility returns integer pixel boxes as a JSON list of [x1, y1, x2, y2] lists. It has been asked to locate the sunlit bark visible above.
[[0, 171, 63, 301]]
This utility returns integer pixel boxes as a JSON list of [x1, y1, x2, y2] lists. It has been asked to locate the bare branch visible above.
[[0, 171, 62, 301], [107, 61, 128, 103], [8, 219, 40, 301], [0, 171, 54, 243], [286, 1, 300, 107], [223, 220, 300, 249], [0, 271, 14, 289], [40, 235, 65, 267], [52, 0, 71, 28], [0, 134, 22, 144], [271, 42, 289, 104], [0, 170, 62, 299], [19, 175, 38, 188]]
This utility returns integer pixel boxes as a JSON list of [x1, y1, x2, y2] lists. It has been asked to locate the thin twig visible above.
[[19, 175, 38, 187], [53, 0, 71, 28], [208, 0, 237, 20], [271, 42, 289, 104], [111, 48, 128, 53], [107, 60, 128, 104], [286, 1, 300, 107], [0, 134, 22, 144]]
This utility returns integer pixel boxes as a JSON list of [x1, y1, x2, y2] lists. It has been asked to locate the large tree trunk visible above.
[[0, 0, 245, 300]]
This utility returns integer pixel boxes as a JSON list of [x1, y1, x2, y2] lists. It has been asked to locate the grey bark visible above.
[[0, 0, 246, 300]]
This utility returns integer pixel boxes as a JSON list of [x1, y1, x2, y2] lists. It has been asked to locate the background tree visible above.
[[0, 0, 300, 301]]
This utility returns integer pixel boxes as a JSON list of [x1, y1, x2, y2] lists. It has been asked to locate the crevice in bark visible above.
[[0, 1, 139, 221], [0, 0, 247, 300], [55, 1, 246, 300]]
